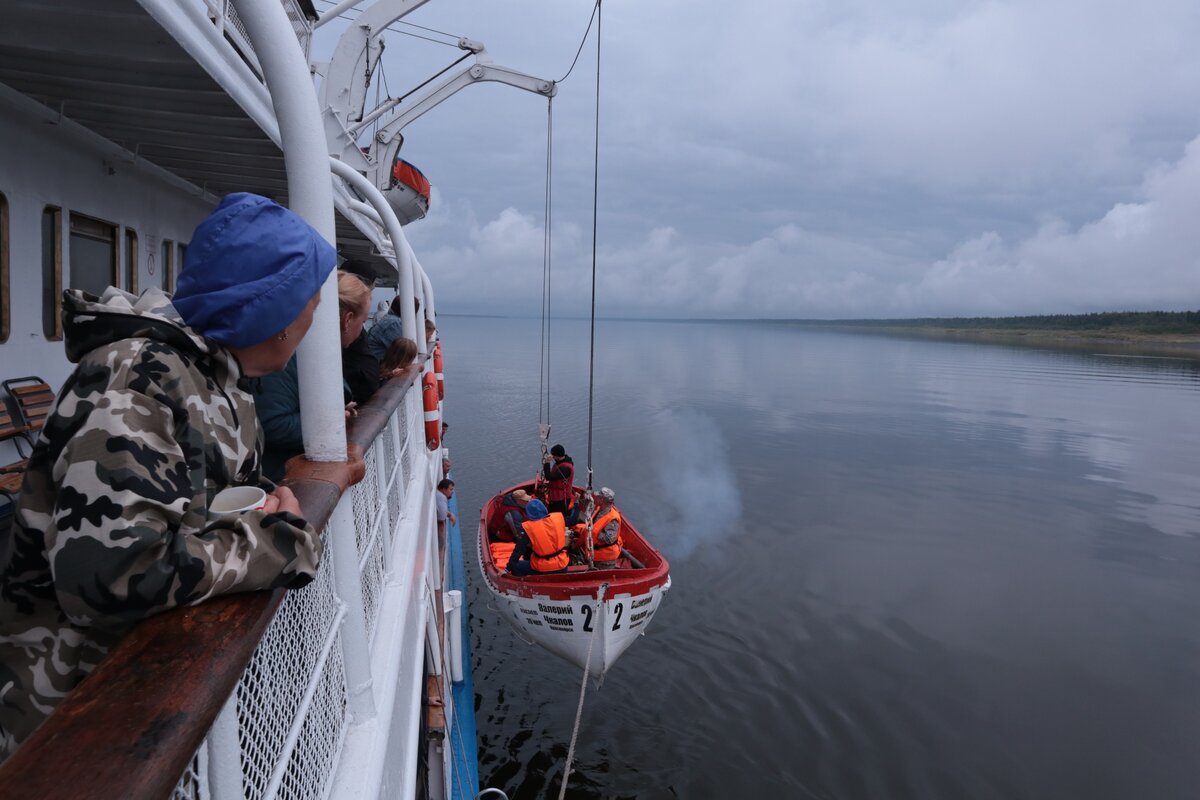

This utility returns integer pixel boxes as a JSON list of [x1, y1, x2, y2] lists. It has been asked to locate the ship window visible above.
[[69, 213, 118, 298], [0, 192, 9, 343], [41, 206, 62, 341], [178, 241, 188, 278], [161, 239, 174, 292], [124, 229, 139, 295]]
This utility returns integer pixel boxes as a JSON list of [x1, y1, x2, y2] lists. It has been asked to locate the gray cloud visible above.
[[336, 0, 1200, 317]]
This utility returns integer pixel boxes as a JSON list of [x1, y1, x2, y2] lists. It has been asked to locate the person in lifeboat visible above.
[[505, 499, 570, 576], [571, 487, 624, 570], [493, 488, 531, 542]]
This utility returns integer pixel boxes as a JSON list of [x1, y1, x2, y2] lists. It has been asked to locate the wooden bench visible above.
[[1, 404, 29, 504], [4, 377, 55, 434], [1, 376, 54, 504]]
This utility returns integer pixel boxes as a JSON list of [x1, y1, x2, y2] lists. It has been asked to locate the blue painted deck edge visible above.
[[445, 489, 480, 799]]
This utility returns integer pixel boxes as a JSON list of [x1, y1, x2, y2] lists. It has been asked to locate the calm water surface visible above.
[[439, 316, 1200, 799]]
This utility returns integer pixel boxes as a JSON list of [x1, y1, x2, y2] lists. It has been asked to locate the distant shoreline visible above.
[[800, 324, 1200, 357], [440, 311, 1200, 357]]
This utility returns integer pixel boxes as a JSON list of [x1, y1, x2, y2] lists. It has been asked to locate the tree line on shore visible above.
[[784, 311, 1200, 334]]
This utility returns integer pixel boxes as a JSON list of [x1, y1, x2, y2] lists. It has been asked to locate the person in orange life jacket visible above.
[[506, 499, 570, 576], [494, 488, 531, 542], [541, 444, 575, 515], [572, 486, 624, 569]]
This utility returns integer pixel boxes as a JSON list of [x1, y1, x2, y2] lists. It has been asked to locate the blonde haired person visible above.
[[337, 272, 383, 407]]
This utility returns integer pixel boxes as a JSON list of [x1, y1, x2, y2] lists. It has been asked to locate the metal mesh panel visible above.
[[385, 416, 403, 531], [171, 752, 204, 800], [276, 641, 347, 800], [351, 443, 381, 551], [352, 442, 387, 644], [210, 0, 311, 70], [399, 395, 414, 492], [382, 414, 398, 472], [280, 0, 313, 56], [222, 1, 256, 51], [360, 528, 386, 645], [365, 442, 383, 534], [235, 529, 346, 800]]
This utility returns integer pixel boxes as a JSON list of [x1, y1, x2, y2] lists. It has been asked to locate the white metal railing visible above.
[[172, 387, 443, 800], [204, 0, 313, 67]]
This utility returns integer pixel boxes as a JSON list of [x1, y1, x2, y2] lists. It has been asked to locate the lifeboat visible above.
[[382, 154, 431, 225], [479, 483, 671, 678]]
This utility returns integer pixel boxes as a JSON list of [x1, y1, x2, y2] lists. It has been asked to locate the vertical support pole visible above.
[[411, 243, 435, 325], [206, 692, 244, 800], [329, 158, 420, 353], [329, 493, 377, 721], [373, 439, 393, 574], [446, 590, 463, 683], [389, 409, 405, 538], [232, 0, 345, 464]]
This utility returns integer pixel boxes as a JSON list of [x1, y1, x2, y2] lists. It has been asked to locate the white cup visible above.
[[209, 486, 268, 519]]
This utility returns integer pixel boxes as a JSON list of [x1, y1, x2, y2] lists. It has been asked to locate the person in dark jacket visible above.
[[0, 193, 342, 759], [541, 444, 575, 515], [342, 329, 381, 404], [365, 294, 417, 360]]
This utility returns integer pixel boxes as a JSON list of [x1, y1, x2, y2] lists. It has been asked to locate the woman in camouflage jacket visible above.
[[0, 194, 336, 759]]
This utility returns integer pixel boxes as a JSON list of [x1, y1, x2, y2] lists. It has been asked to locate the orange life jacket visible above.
[[587, 506, 623, 563], [545, 458, 574, 504], [521, 513, 570, 572]]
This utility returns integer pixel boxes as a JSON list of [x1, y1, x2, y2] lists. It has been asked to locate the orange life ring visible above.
[[422, 371, 440, 450], [433, 341, 445, 400]]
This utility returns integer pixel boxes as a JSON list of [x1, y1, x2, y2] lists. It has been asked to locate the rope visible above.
[[538, 97, 554, 454], [390, 51, 474, 108], [556, 583, 607, 800], [312, 0, 462, 47], [584, 0, 602, 493], [556, 1, 601, 83]]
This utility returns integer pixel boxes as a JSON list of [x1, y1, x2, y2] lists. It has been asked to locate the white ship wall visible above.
[[0, 100, 213, 467], [0, 101, 212, 388]]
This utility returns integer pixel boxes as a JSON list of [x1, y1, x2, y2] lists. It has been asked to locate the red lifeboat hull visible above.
[[478, 482, 671, 676]]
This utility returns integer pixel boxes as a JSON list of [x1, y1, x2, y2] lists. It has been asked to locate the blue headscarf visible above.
[[525, 499, 549, 521], [173, 193, 336, 347]]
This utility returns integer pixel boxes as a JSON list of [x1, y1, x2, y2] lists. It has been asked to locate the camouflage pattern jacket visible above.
[[0, 288, 322, 759]]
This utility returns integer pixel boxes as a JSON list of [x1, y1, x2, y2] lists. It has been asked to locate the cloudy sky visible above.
[[315, 0, 1200, 319]]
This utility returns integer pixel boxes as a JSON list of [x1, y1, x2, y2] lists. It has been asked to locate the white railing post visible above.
[[206, 693, 244, 800], [329, 158, 422, 354], [446, 590, 463, 683], [329, 494, 378, 721], [231, 0, 345, 464], [373, 439, 393, 573]]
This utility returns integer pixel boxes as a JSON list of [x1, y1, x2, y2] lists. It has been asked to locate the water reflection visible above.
[[442, 316, 1200, 799]]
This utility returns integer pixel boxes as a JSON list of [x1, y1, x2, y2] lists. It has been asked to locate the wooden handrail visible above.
[[0, 369, 421, 798]]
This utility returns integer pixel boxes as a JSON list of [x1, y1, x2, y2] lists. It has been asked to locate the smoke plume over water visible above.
[[650, 409, 743, 560]]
